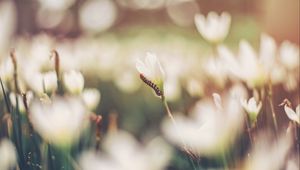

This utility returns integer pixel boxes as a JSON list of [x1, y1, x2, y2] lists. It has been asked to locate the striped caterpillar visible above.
[[139, 74, 163, 97]]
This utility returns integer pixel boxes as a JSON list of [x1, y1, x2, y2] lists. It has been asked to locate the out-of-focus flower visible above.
[[186, 78, 204, 98], [285, 157, 300, 170], [116, 0, 165, 10], [79, 131, 172, 170], [218, 34, 276, 88], [113, 69, 141, 93], [194, 11, 231, 44], [270, 63, 286, 84], [79, 0, 117, 33], [203, 57, 228, 88], [9, 91, 33, 113], [166, 0, 200, 27], [37, 0, 75, 11], [136, 52, 165, 97], [0, 57, 13, 82], [29, 96, 87, 147], [0, 1, 16, 55], [162, 90, 244, 156], [43, 71, 58, 93], [284, 104, 299, 124], [23, 70, 57, 95], [163, 78, 181, 101], [0, 139, 17, 170], [243, 132, 292, 170], [82, 88, 101, 111], [241, 97, 262, 124], [63, 70, 84, 95], [279, 41, 299, 70], [36, 8, 67, 29], [229, 83, 248, 101]]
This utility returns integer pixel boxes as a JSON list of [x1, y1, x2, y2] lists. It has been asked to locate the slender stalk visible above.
[[245, 115, 253, 146], [51, 50, 63, 95], [42, 143, 48, 170], [67, 154, 81, 170], [267, 82, 278, 134], [0, 77, 11, 113], [10, 50, 20, 94], [293, 122, 299, 169], [162, 98, 177, 126], [161, 96, 198, 169], [221, 148, 229, 170], [211, 42, 220, 59]]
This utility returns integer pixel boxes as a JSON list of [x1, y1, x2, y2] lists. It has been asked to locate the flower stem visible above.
[[221, 148, 229, 170], [267, 82, 278, 134], [245, 115, 253, 146], [161, 96, 198, 169], [293, 122, 299, 168], [162, 98, 177, 126]]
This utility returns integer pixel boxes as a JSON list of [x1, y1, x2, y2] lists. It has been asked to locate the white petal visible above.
[[257, 102, 262, 113], [218, 45, 240, 75], [240, 98, 248, 109], [194, 13, 206, 35], [239, 40, 257, 67], [212, 93, 222, 110], [284, 105, 299, 123], [248, 97, 257, 111], [145, 52, 156, 72], [259, 33, 276, 70], [135, 58, 150, 76], [220, 12, 231, 35]]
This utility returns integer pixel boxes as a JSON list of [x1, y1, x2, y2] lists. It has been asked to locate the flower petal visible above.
[[284, 105, 299, 123], [136, 58, 150, 77]]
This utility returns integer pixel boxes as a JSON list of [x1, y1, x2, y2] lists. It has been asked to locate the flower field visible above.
[[0, 0, 299, 170]]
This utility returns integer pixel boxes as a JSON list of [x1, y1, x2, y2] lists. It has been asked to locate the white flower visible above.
[[0, 139, 17, 170], [113, 69, 141, 93], [63, 70, 84, 94], [79, 0, 117, 33], [163, 78, 181, 101], [81, 88, 101, 111], [136, 52, 165, 96], [0, 57, 13, 82], [186, 78, 204, 98], [241, 97, 262, 123], [9, 91, 33, 113], [279, 41, 299, 70], [203, 57, 228, 87], [162, 90, 244, 156], [243, 132, 292, 170], [43, 71, 58, 93], [284, 104, 300, 124], [29, 96, 87, 147], [218, 34, 276, 88], [37, 0, 75, 11], [0, 1, 16, 55], [79, 131, 172, 170], [194, 11, 231, 43]]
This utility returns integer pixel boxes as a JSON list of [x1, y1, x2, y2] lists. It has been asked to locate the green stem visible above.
[[221, 148, 229, 170], [162, 98, 177, 126], [294, 122, 299, 169], [162, 96, 197, 170], [245, 115, 253, 147], [212, 43, 219, 58], [267, 82, 278, 134]]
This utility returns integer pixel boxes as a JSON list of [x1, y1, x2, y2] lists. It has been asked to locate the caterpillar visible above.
[[139, 74, 163, 97]]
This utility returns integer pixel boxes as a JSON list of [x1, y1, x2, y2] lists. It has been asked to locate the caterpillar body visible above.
[[139, 74, 163, 97]]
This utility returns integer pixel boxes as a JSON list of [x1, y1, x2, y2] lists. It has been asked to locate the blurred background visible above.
[[0, 0, 299, 169], [1, 0, 298, 41]]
